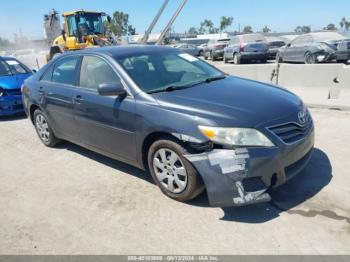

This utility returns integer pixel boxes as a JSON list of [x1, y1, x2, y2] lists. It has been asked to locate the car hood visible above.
[[152, 76, 303, 127], [0, 73, 32, 90]]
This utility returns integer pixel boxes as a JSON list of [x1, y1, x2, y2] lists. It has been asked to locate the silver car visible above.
[[174, 44, 200, 56]]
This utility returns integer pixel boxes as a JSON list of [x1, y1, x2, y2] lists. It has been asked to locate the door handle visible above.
[[73, 95, 84, 103], [38, 87, 45, 94]]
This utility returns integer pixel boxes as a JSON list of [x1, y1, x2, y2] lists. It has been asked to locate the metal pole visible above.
[[140, 0, 170, 44], [156, 0, 188, 45]]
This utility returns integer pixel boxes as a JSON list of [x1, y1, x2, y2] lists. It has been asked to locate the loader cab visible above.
[[63, 11, 107, 46]]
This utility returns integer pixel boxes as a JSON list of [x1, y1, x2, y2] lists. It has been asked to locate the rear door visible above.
[[73, 55, 137, 161], [39, 55, 80, 141]]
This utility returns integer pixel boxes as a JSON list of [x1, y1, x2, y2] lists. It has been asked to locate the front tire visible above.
[[304, 52, 317, 64], [33, 109, 60, 147], [233, 53, 241, 65], [147, 138, 204, 202]]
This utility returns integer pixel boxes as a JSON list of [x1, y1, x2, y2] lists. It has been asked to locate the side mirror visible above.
[[98, 82, 126, 97], [61, 29, 66, 41], [107, 15, 112, 23], [32, 69, 37, 73]]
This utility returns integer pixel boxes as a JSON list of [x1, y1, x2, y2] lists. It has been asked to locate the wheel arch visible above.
[[141, 132, 184, 171]]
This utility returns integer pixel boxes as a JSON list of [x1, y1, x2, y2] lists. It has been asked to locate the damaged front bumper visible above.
[[185, 128, 315, 208], [0, 95, 24, 116]]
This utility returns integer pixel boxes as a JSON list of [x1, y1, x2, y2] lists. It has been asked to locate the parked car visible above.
[[223, 34, 269, 64], [173, 43, 201, 56], [266, 37, 286, 59], [203, 38, 230, 61], [22, 46, 314, 207], [0, 56, 33, 116], [197, 43, 207, 56], [276, 32, 350, 64]]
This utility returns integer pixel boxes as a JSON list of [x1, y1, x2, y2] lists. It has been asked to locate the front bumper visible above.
[[0, 95, 24, 116], [185, 127, 315, 207]]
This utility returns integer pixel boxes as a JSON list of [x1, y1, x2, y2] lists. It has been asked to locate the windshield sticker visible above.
[[6, 60, 19, 65], [179, 53, 198, 62]]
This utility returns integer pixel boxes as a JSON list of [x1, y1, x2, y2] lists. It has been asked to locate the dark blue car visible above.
[[22, 46, 314, 207], [0, 56, 33, 116]]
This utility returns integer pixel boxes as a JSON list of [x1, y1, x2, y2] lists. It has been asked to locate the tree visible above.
[[295, 25, 311, 33], [324, 23, 337, 31], [107, 11, 136, 36], [262, 26, 271, 33], [0, 37, 10, 47], [220, 16, 233, 33], [199, 19, 214, 34], [340, 17, 347, 32], [346, 21, 350, 31], [188, 27, 199, 35], [243, 25, 253, 33]]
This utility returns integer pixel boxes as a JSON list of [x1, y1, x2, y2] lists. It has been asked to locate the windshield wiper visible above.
[[148, 85, 190, 94], [204, 75, 227, 83], [147, 75, 226, 94]]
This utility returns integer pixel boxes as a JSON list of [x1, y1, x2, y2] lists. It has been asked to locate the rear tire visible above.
[[211, 52, 216, 61], [147, 138, 204, 202], [33, 109, 60, 147]]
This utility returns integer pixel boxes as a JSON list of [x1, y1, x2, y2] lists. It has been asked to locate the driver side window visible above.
[[79, 56, 121, 90]]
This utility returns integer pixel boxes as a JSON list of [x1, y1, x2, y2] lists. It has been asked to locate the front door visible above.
[[73, 55, 137, 161]]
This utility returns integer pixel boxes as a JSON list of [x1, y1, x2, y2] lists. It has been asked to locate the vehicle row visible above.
[[174, 32, 350, 65]]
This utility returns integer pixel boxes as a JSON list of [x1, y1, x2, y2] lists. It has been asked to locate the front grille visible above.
[[5, 88, 22, 96], [268, 118, 313, 144]]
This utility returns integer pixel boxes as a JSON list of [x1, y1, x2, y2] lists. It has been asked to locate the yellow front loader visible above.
[[48, 10, 113, 60]]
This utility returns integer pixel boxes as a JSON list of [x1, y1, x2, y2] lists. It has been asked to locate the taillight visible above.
[[215, 45, 226, 50]]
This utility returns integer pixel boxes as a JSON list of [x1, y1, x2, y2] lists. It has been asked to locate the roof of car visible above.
[[74, 45, 177, 58]]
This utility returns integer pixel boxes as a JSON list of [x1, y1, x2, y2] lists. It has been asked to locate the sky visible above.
[[0, 0, 350, 40]]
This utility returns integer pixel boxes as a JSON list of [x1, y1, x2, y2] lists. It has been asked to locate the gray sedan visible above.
[[173, 43, 201, 56]]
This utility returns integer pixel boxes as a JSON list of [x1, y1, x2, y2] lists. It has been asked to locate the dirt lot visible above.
[[0, 108, 349, 255]]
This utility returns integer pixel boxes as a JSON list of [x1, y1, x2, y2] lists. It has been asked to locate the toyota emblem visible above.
[[298, 111, 307, 125]]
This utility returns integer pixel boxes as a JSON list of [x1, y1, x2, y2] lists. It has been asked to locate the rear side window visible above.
[[79, 56, 120, 90], [52, 56, 79, 85]]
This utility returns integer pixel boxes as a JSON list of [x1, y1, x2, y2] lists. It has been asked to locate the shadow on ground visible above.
[[56, 142, 154, 184], [56, 142, 332, 223], [220, 148, 333, 223], [0, 114, 27, 122]]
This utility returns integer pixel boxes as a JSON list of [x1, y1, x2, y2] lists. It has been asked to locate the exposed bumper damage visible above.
[[184, 128, 315, 208], [185, 149, 270, 208]]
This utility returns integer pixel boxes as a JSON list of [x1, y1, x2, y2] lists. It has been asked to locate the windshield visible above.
[[312, 32, 345, 42], [116, 51, 224, 93], [0, 58, 31, 76], [77, 13, 105, 35]]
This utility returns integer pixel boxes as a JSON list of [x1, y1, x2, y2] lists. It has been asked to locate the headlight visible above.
[[198, 126, 275, 147], [0, 87, 4, 97]]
